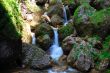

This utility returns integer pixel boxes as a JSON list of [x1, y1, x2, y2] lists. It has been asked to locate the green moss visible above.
[[98, 51, 110, 60], [90, 8, 110, 27], [74, 3, 96, 24], [59, 24, 74, 40], [0, 0, 23, 39], [105, 69, 110, 73], [103, 35, 110, 49]]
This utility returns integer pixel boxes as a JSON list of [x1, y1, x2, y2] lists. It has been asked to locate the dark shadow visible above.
[[0, 1, 22, 71]]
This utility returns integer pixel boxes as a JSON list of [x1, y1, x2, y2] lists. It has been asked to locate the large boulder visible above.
[[22, 43, 51, 69], [35, 23, 53, 51], [74, 3, 110, 38], [62, 35, 82, 55], [74, 3, 96, 36], [67, 37, 99, 72]]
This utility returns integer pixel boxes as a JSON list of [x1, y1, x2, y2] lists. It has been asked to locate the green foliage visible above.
[[103, 35, 110, 49], [105, 69, 110, 73], [98, 51, 110, 60], [63, 0, 74, 4], [59, 24, 74, 39], [90, 7, 110, 27], [0, 0, 22, 39]]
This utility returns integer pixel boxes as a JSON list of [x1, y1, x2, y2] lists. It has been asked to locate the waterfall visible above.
[[31, 32, 36, 45], [63, 5, 68, 26], [49, 26, 63, 61]]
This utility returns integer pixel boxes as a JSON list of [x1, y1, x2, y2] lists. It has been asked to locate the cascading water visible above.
[[49, 26, 63, 61], [48, 26, 75, 73], [31, 32, 36, 45], [63, 5, 68, 26]]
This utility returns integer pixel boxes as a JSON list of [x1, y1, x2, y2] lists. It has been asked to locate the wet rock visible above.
[[89, 69, 100, 73], [67, 37, 98, 72], [52, 65, 68, 72], [35, 23, 53, 51], [0, 38, 22, 68], [22, 43, 51, 69]]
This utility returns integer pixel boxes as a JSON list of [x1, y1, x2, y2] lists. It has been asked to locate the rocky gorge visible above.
[[0, 0, 110, 73]]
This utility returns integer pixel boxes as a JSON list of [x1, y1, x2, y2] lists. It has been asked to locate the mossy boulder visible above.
[[22, 43, 51, 69], [74, 3, 110, 37], [59, 23, 74, 41], [74, 3, 96, 25], [67, 37, 100, 72], [0, 0, 22, 40], [35, 23, 53, 50]]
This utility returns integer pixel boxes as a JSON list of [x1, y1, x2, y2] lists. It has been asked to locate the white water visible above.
[[48, 67, 76, 73], [31, 32, 36, 45], [63, 5, 68, 26], [49, 26, 63, 61], [48, 26, 75, 73]]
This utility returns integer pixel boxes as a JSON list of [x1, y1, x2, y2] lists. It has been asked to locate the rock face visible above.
[[35, 23, 53, 51], [51, 14, 63, 27], [47, 4, 63, 18], [22, 43, 51, 69], [0, 38, 22, 68], [67, 37, 99, 72]]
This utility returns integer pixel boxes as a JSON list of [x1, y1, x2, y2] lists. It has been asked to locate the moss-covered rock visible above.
[[59, 23, 74, 41], [0, 0, 22, 40], [74, 3, 96, 24], [67, 37, 100, 72], [35, 23, 53, 50], [74, 3, 110, 37]]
